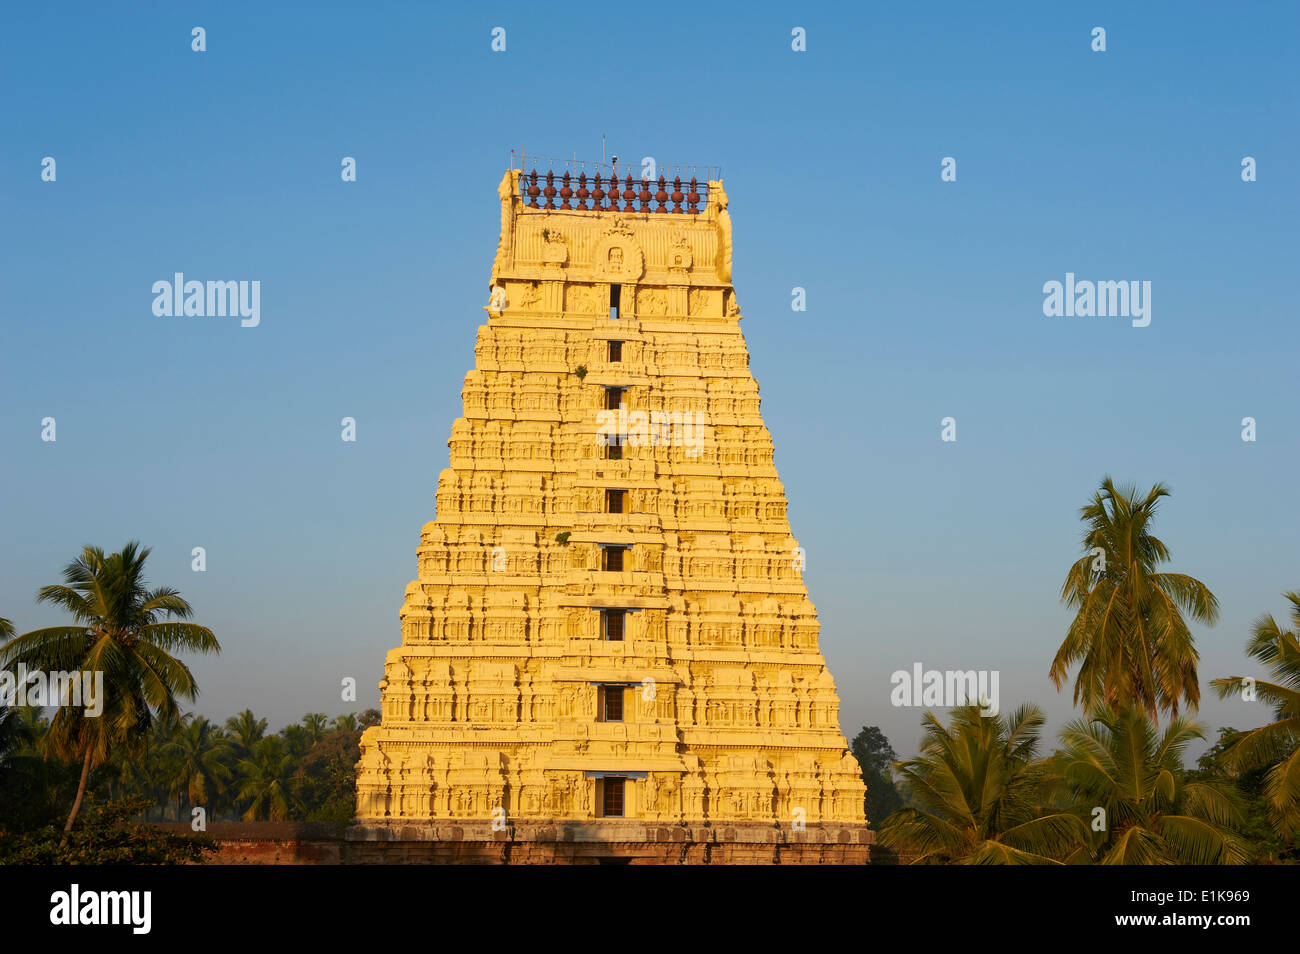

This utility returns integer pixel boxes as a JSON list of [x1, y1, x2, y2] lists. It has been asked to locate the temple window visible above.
[[600, 686, 624, 722], [603, 777, 625, 816]]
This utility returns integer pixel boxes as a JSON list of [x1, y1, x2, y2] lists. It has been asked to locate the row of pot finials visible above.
[[521, 168, 708, 214]]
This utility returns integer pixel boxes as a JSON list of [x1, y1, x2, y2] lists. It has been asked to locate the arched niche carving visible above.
[[593, 233, 644, 282]]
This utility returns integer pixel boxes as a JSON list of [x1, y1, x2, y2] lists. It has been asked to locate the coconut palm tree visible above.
[[300, 712, 329, 745], [235, 735, 297, 821], [0, 703, 45, 776], [0, 542, 220, 839], [1051, 478, 1218, 721], [161, 713, 231, 815], [223, 708, 267, 760], [1052, 705, 1248, 864], [1210, 589, 1300, 840], [878, 705, 1087, 864], [331, 713, 359, 733], [0, 705, 36, 766]]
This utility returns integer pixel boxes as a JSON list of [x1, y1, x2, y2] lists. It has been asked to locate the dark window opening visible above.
[[605, 387, 625, 411], [605, 439, 623, 460], [609, 284, 621, 319], [603, 777, 625, 817], [604, 609, 625, 641], [602, 547, 625, 572], [602, 686, 624, 722], [608, 340, 623, 362], [606, 489, 626, 514]]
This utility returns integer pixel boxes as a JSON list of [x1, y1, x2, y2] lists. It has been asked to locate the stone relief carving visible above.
[[668, 234, 693, 271], [518, 282, 542, 310], [541, 229, 568, 265], [566, 284, 602, 314], [593, 219, 644, 280], [638, 288, 667, 316], [689, 288, 708, 316]]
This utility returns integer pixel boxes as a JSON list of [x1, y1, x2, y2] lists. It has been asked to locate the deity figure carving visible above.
[[519, 282, 542, 309]]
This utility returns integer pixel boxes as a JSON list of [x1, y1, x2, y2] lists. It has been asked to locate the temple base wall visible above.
[[150, 821, 872, 865]]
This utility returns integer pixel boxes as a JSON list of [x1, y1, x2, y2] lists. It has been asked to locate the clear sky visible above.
[[2, 2, 1296, 758]]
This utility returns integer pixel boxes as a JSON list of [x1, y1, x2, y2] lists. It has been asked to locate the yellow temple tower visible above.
[[352, 162, 870, 863]]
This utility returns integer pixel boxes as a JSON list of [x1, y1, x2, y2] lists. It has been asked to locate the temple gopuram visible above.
[[352, 160, 870, 863]]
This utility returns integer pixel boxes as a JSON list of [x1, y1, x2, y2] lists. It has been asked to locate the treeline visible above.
[[848, 479, 1299, 864], [0, 707, 379, 833], [853, 711, 1295, 864]]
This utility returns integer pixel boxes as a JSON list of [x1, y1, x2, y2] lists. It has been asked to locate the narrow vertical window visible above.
[[606, 489, 626, 514], [608, 340, 623, 362], [605, 387, 624, 411], [603, 546, 625, 572], [602, 686, 624, 722], [603, 777, 625, 817], [604, 609, 625, 641], [609, 284, 621, 319]]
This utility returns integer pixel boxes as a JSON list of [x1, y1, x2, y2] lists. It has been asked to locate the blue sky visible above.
[[1, 1, 1297, 757]]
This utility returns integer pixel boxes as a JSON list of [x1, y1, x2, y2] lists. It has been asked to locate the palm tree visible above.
[[1051, 478, 1218, 721], [161, 713, 231, 815], [1210, 589, 1300, 839], [0, 704, 38, 766], [223, 709, 267, 759], [1053, 705, 1248, 864], [331, 713, 359, 733], [300, 712, 329, 745], [235, 736, 297, 821], [107, 721, 166, 818], [878, 705, 1086, 864], [0, 542, 220, 839]]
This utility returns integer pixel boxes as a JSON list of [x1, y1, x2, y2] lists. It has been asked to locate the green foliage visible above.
[[555, 531, 571, 545], [1188, 728, 1293, 862], [878, 705, 1087, 864], [879, 704, 1257, 865], [0, 542, 221, 837], [0, 795, 216, 865], [295, 726, 366, 823], [575, 365, 588, 380], [1052, 705, 1249, 864], [235, 736, 298, 821], [159, 714, 231, 811], [223, 708, 268, 759], [1051, 478, 1218, 720], [1210, 589, 1300, 842], [1, 701, 379, 832], [849, 726, 902, 829], [0, 707, 87, 831]]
